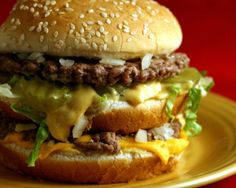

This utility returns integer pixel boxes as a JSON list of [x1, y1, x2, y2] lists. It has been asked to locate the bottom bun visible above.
[[0, 143, 178, 184]]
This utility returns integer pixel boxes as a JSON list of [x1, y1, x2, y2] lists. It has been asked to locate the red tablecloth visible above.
[[0, 0, 236, 187]]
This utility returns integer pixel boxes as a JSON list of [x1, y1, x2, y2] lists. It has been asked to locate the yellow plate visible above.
[[1, 93, 236, 188]]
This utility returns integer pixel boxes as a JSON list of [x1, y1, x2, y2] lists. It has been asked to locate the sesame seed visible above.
[[101, 12, 108, 18], [54, 31, 59, 38], [51, 21, 57, 26], [87, 21, 94, 25], [37, 4, 43, 8], [33, 3, 38, 7], [15, 19, 21, 26], [58, 12, 65, 15], [149, 33, 154, 39], [55, 40, 64, 49], [65, 3, 69, 8], [89, 30, 95, 36], [99, 26, 105, 33], [30, 7, 35, 13], [81, 37, 87, 44], [44, 27, 49, 33], [130, 31, 137, 36], [164, 19, 170, 23], [106, 18, 111, 24], [97, 20, 103, 26], [82, 22, 88, 28], [75, 32, 80, 37], [65, 7, 74, 12], [80, 27, 85, 34], [123, 20, 129, 25], [79, 14, 85, 18], [87, 34, 92, 39], [40, 35, 44, 42], [92, 42, 98, 49], [19, 5, 24, 10], [99, 7, 106, 11], [70, 23, 76, 30], [10, 18, 15, 23], [115, 13, 120, 18], [43, 6, 48, 11], [29, 26, 36, 31], [110, 13, 115, 18], [96, 31, 101, 37], [34, 11, 39, 17], [88, 9, 94, 13], [45, 11, 51, 17], [103, 44, 108, 50], [51, 0, 56, 6], [103, 31, 109, 35], [127, 38, 132, 42], [112, 35, 118, 42], [117, 24, 122, 30], [123, 28, 130, 33]]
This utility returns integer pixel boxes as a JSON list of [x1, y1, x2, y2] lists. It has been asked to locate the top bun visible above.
[[0, 0, 182, 60]]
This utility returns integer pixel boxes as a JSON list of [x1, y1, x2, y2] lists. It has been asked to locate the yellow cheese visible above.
[[123, 82, 162, 105], [76, 135, 92, 143], [119, 138, 189, 164], [46, 86, 98, 142]]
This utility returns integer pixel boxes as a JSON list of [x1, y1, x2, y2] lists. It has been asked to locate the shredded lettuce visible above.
[[26, 120, 49, 167], [0, 83, 17, 98], [165, 85, 181, 118], [184, 88, 202, 136]]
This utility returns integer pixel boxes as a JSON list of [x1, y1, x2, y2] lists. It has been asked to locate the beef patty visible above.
[[0, 53, 189, 86]]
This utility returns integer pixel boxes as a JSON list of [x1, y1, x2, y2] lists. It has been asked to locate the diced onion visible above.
[[59, 58, 75, 67], [141, 53, 153, 70], [72, 115, 89, 139], [150, 123, 174, 140], [99, 57, 126, 66], [15, 123, 37, 132], [135, 129, 148, 143]]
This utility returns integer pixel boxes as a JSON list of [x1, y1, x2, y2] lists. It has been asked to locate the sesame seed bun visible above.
[[0, 0, 182, 59], [0, 142, 178, 184]]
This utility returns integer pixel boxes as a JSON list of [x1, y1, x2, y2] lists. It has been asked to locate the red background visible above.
[[0, 0, 236, 187]]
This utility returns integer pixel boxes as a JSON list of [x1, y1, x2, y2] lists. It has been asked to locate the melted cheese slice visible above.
[[2, 133, 188, 164], [124, 82, 163, 105], [119, 138, 189, 164], [46, 86, 98, 142]]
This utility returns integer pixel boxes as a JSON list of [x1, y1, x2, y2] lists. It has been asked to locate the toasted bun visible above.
[[0, 0, 182, 59], [0, 142, 178, 184], [91, 93, 187, 134]]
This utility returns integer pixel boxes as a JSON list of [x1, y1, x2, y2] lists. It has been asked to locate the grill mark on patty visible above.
[[0, 53, 189, 86]]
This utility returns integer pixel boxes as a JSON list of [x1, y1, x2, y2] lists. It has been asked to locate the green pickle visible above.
[[11, 77, 73, 113]]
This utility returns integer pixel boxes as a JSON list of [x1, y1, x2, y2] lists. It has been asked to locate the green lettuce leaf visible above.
[[26, 121, 49, 167], [165, 85, 181, 118], [184, 88, 202, 136]]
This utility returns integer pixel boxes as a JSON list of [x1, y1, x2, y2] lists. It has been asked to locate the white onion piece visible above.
[[99, 57, 126, 66], [59, 58, 75, 67], [150, 123, 174, 140], [135, 129, 148, 143], [72, 115, 89, 138], [141, 53, 153, 70]]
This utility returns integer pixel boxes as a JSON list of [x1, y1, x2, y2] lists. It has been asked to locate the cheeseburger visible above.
[[0, 0, 213, 184]]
